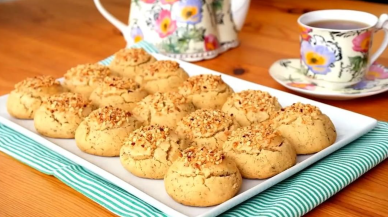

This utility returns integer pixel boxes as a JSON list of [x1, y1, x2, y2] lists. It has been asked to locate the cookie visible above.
[[269, 102, 337, 154], [6, 75, 63, 119], [120, 125, 188, 179], [89, 76, 148, 111], [175, 109, 240, 149], [135, 60, 189, 94], [75, 106, 142, 156], [178, 74, 234, 109], [34, 93, 93, 138], [222, 90, 281, 127], [109, 48, 156, 78], [223, 122, 297, 179], [132, 92, 195, 129], [63, 63, 110, 98], [164, 146, 242, 207]]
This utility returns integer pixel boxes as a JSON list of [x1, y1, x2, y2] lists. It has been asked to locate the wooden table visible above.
[[0, 0, 387, 216]]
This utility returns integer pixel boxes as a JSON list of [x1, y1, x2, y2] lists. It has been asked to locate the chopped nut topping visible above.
[[88, 106, 134, 127], [181, 146, 225, 169], [178, 109, 234, 138], [225, 123, 283, 151], [178, 74, 229, 94], [123, 125, 174, 151], [114, 48, 151, 65], [228, 90, 281, 113], [283, 102, 322, 116], [269, 103, 324, 125], [101, 76, 140, 90], [64, 63, 110, 82], [138, 92, 191, 114], [15, 75, 60, 90], [143, 60, 180, 76], [44, 92, 91, 113]]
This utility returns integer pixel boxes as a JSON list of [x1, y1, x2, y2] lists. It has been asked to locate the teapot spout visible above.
[[231, 0, 251, 31]]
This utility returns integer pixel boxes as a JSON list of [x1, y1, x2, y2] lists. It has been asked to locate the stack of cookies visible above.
[[6, 48, 337, 207]]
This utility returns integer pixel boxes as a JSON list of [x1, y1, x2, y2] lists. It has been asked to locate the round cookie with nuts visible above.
[[223, 122, 297, 179], [34, 92, 94, 138], [269, 102, 337, 154], [178, 74, 234, 109], [7, 75, 64, 119], [63, 63, 111, 98], [222, 90, 282, 127], [134, 60, 189, 94], [120, 125, 188, 179], [109, 48, 157, 79], [175, 109, 240, 149], [164, 146, 242, 207], [132, 92, 195, 129], [75, 106, 142, 157], [89, 76, 148, 112]]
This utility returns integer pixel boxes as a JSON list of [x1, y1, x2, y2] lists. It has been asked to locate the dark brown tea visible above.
[[307, 20, 369, 30]]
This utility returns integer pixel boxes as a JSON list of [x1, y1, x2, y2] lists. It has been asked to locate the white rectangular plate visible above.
[[0, 53, 377, 217]]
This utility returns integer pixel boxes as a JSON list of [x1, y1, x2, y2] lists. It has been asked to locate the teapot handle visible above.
[[230, 0, 250, 31], [93, 0, 128, 36]]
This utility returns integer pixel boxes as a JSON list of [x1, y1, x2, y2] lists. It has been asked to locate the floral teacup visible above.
[[94, 0, 250, 62], [298, 10, 388, 89]]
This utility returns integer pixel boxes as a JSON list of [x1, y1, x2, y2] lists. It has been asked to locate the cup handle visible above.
[[370, 14, 388, 64], [93, 0, 128, 36]]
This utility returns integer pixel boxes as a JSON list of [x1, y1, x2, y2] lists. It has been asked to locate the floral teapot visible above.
[[94, 0, 250, 61]]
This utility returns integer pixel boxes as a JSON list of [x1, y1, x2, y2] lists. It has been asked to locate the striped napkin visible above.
[[1, 41, 387, 217]]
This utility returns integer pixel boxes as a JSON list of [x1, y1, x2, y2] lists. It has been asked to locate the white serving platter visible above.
[[0, 53, 377, 217]]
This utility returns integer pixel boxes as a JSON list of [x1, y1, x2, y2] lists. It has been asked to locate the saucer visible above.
[[269, 59, 388, 100]]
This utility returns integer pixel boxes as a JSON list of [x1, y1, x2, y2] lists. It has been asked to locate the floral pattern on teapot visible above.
[[128, 0, 240, 59]]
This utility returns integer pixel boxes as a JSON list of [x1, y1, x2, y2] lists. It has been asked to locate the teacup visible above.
[[298, 10, 388, 89]]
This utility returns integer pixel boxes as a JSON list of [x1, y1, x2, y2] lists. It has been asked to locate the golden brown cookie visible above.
[[222, 90, 282, 127], [269, 102, 337, 154], [34, 93, 93, 138], [223, 122, 296, 179], [120, 125, 188, 179], [89, 76, 148, 111], [135, 60, 189, 94], [109, 48, 156, 78], [178, 74, 234, 109], [132, 92, 195, 129], [63, 63, 110, 98], [164, 146, 242, 207], [75, 106, 142, 157], [175, 109, 240, 149], [6, 75, 64, 119]]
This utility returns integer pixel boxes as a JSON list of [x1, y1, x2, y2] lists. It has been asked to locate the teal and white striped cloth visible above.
[[1, 41, 387, 216], [1, 122, 387, 216]]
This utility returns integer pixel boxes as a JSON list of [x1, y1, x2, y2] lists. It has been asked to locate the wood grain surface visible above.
[[0, 0, 387, 216]]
